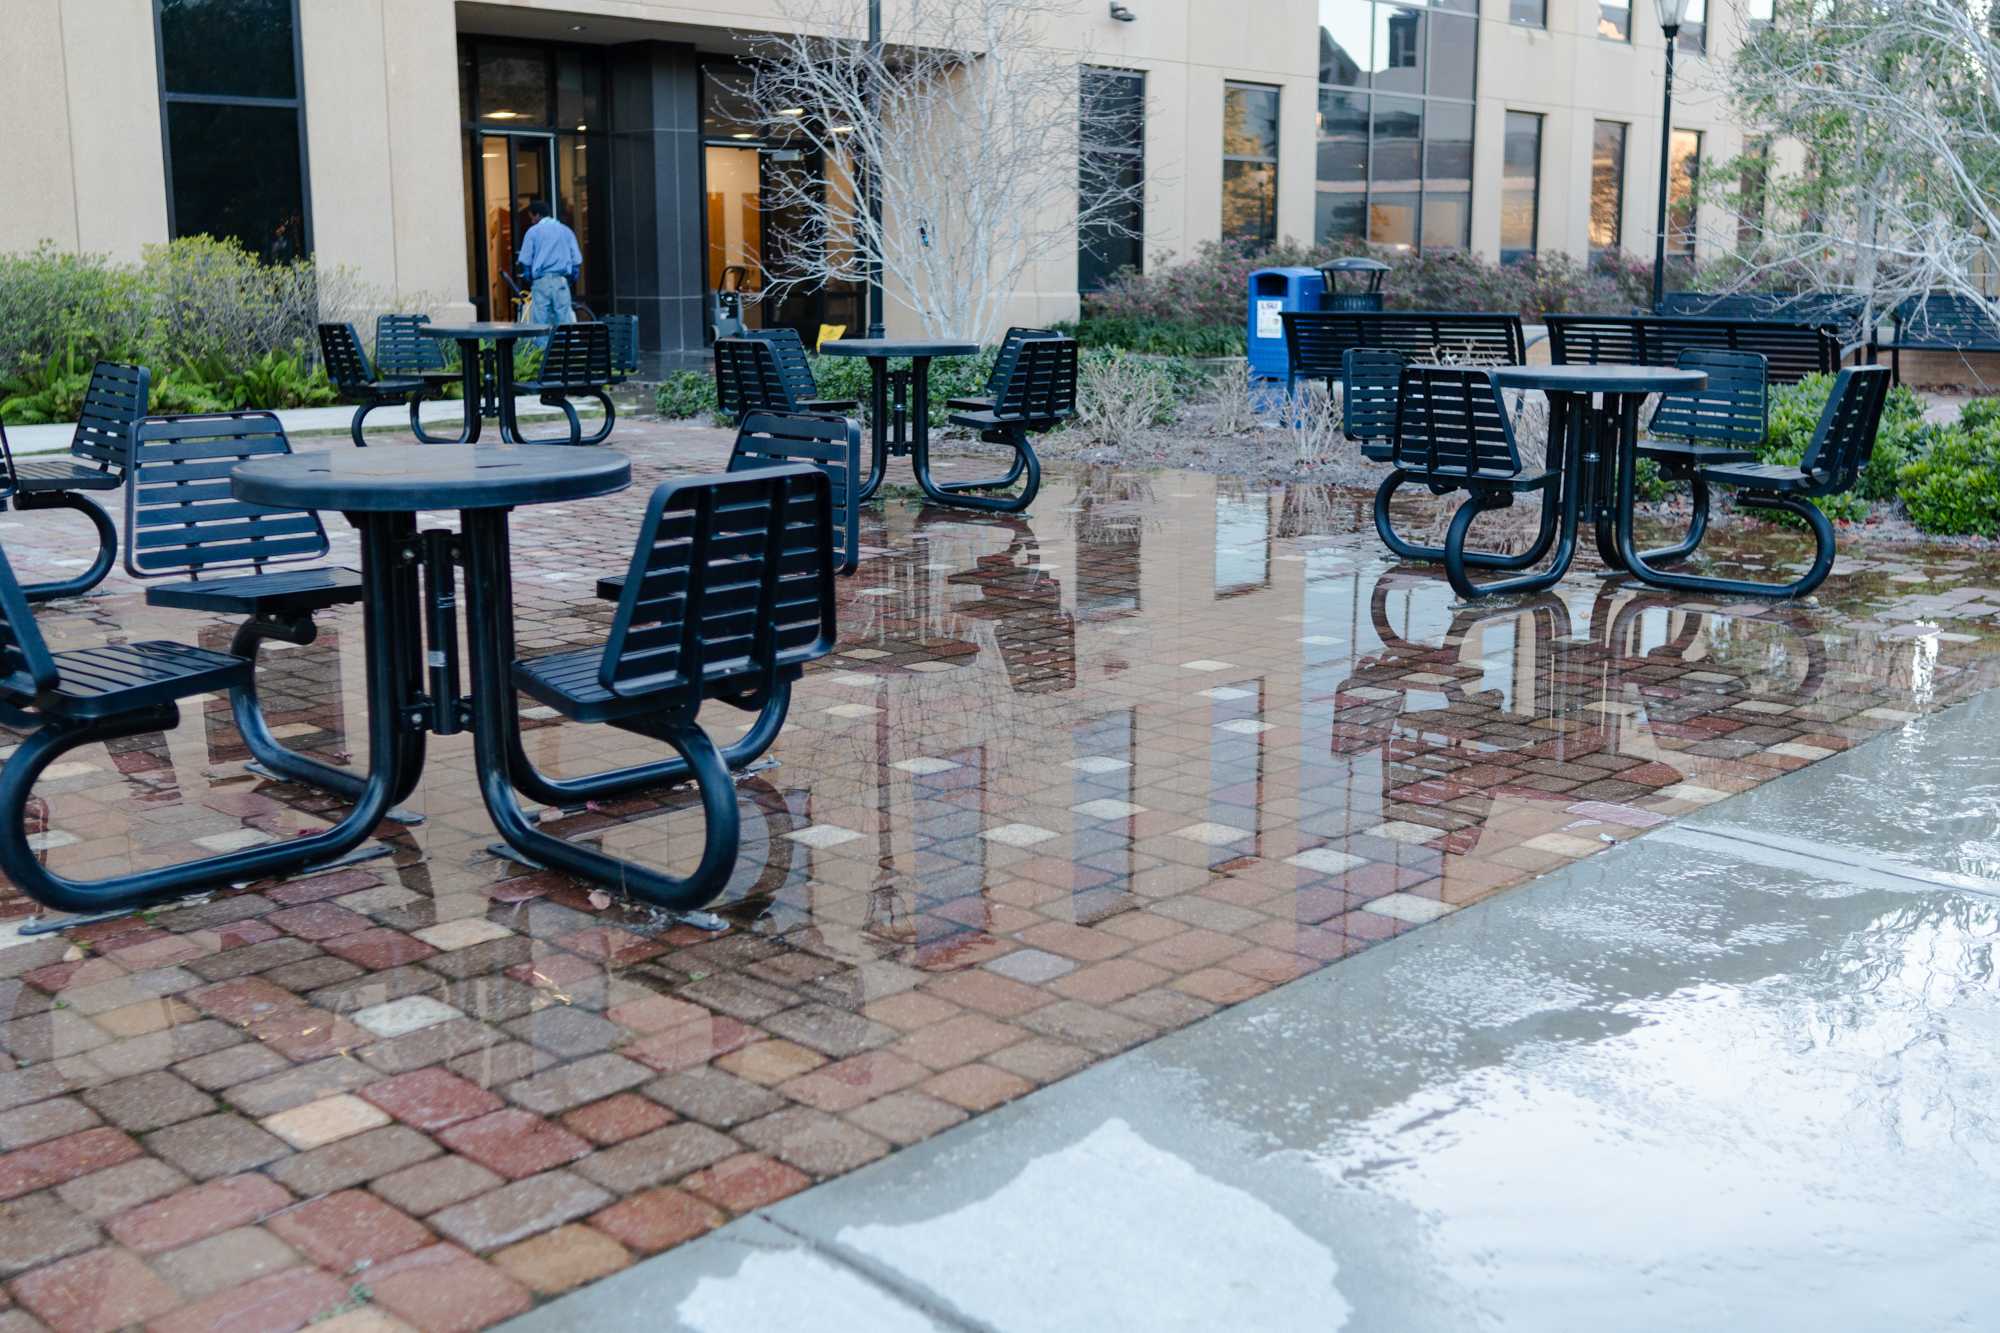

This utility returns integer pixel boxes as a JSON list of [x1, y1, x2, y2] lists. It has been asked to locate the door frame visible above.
[[471, 130, 560, 321]]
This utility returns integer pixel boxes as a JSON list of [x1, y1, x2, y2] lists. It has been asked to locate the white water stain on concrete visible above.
[[678, 1249, 941, 1333], [840, 1117, 1351, 1332]]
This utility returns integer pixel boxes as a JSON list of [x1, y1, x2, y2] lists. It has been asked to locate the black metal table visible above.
[[419, 322, 550, 445], [818, 338, 978, 506], [1490, 364, 1708, 579], [231, 445, 632, 880]]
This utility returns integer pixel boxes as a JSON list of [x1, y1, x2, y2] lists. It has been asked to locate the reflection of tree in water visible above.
[[944, 513, 1077, 695], [1276, 482, 1375, 540]]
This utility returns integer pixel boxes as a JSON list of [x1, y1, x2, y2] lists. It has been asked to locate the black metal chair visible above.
[[122, 411, 421, 818], [1631, 348, 1769, 566], [1341, 348, 1404, 461], [940, 336, 1076, 514], [0, 362, 148, 603], [318, 322, 433, 448], [946, 326, 1058, 412], [516, 322, 616, 445], [1617, 366, 1891, 598], [715, 331, 857, 420], [603, 315, 641, 385], [1381, 366, 1577, 600], [373, 315, 459, 393], [497, 465, 839, 910]]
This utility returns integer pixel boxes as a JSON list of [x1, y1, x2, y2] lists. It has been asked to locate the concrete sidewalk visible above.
[[507, 689, 2000, 1332], [5, 397, 602, 454]]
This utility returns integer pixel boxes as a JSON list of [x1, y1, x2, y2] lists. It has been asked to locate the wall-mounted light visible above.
[[1109, 2, 1136, 20]]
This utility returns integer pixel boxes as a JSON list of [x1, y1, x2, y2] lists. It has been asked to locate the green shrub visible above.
[[655, 370, 719, 419], [1057, 317, 1245, 357], [1958, 397, 2000, 435], [1899, 427, 2000, 536], [808, 349, 999, 428]]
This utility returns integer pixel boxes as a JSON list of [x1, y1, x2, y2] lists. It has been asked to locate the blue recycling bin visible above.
[[1247, 267, 1324, 386]]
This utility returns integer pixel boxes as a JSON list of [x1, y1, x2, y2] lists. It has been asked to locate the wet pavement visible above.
[[511, 686, 2000, 1333], [0, 418, 1997, 1330]]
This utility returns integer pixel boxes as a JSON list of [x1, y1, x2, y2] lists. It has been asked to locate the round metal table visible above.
[[818, 338, 979, 507], [419, 321, 550, 445], [1490, 364, 1708, 577], [233, 445, 631, 871]]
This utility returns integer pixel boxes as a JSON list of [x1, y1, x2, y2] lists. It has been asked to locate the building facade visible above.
[[5, 0, 1766, 362]]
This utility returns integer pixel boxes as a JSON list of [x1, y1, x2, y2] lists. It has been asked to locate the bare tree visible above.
[[1700, 0, 2000, 322], [740, 0, 1144, 342]]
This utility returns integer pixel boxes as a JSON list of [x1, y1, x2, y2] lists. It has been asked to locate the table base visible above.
[[854, 356, 1038, 513]]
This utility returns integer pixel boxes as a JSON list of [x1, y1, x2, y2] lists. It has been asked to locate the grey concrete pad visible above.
[[510, 695, 2000, 1333]]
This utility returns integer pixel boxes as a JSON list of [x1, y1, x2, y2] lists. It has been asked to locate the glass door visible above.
[[478, 132, 556, 319]]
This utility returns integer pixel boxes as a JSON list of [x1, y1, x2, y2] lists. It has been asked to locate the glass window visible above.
[[1591, 120, 1627, 254], [154, 0, 308, 258], [1080, 67, 1145, 293], [1668, 128, 1702, 259], [1737, 136, 1770, 248], [478, 47, 550, 126], [1746, 0, 1774, 27], [1599, 0, 1631, 40], [156, 0, 296, 99], [1222, 83, 1280, 245], [1510, 0, 1547, 25], [1500, 111, 1541, 264], [556, 51, 602, 132], [1679, 0, 1707, 52], [1312, 0, 1477, 255], [701, 67, 761, 140]]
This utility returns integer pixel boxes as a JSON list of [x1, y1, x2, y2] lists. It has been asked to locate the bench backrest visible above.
[[730, 412, 862, 575], [373, 315, 449, 376], [1282, 311, 1527, 385], [991, 337, 1078, 422], [1647, 348, 1769, 448], [1801, 366, 1892, 494], [317, 323, 379, 394], [603, 314, 641, 376], [1890, 292, 2000, 349], [987, 326, 1058, 395], [124, 413, 331, 580], [1658, 291, 1866, 333], [1546, 313, 1835, 384], [72, 362, 150, 476], [1341, 348, 1404, 444], [714, 337, 793, 415], [747, 328, 825, 403], [0, 543, 58, 705], [1391, 367, 1522, 478], [537, 322, 613, 393], [0, 419, 15, 502], [601, 465, 838, 707]]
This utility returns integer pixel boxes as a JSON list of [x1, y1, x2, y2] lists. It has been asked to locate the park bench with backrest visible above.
[[1656, 291, 1868, 338], [1868, 291, 2000, 384], [504, 465, 839, 908], [715, 329, 858, 420], [1545, 312, 1848, 385], [1280, 311, 1529, 398], [318, 322, 434, 447], [1634, 348, 1771, 565], [517, 322, 617, 445], [942, 335, 1077, 513], [0, 361, 148, 602], [946, 326, 1058, 412]]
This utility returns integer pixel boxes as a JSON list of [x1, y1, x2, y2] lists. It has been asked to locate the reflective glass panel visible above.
[[1371, 7, 1426, 95], [478, 47, 549, 126], [1500, 111, 1541, 262], [1426, 14, 1475, 96], [1223, 161, 1279, 243], [1319, 0, 1371, 87], [167, 102, 306, 261], [1370, 192, 1419, 247], [1668, 128, 1701, 257], [1223, 84, 1281, 160], [1421, 191, 1469, 249], [1371, 96, 1422, 187], [1423, 101, 1472, 185], [1591, 120, 1626, 250], [157, 0, 296, 99], [1599, 0, 1631, 39]]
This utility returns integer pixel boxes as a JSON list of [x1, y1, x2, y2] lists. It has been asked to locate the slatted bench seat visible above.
[[1657, 291, 1867, 337], [1868, 292, 2000, 384], [717, 330, 858, 420], [940, 336, 1076, 513], [945, 326, 1057, 412], [319, 322, 434, 447], [1545, 312, 1847, 385], [0, 361, 148, 602], [1280, 311, 1529, 398], [517, 322, 616, 445]]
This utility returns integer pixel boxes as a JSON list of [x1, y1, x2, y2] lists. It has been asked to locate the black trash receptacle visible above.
[[1319, 257, 1391, 312]]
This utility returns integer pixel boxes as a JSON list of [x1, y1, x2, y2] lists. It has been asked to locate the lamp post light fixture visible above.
[[1651, 0, 1692, 311]]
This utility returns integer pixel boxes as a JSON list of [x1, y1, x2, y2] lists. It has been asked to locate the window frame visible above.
[[1598, 0, 1632, 42], [152, 0, 314, 255], [1678, 0, 1707, 53], [1667, 127, 1703, 261], [1079, 65, 1147, 293], [1509, 0, 1547, 27], [1590, 118, 1628, 258], [1499, 110, 1542, 265], [1222, 81, 1282, 246]]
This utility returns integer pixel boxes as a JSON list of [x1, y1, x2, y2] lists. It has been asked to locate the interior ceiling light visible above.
[[731, 132, 757, 139], [484, 110, 520, 120], [831, 124, 856, 134], [777, 107, 805, 116], [575, 123, 588, 131]]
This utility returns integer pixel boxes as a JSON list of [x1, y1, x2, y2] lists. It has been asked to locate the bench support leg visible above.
[[409, 393, 467, 445], [511, 396, 583, 446], [1617, 488, 1834, 599], [13, 492, 115, 602], [1373, 472, 1560, 571]]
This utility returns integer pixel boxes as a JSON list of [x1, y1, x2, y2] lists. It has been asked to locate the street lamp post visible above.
[[1651, 0, 1692, 311], [866, 0, 885, 337]]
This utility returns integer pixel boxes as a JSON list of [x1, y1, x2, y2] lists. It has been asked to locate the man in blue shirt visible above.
[[516, 199, 582, 350]]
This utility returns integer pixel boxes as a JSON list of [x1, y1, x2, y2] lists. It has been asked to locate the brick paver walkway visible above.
[[0, 420, 1995, 1331]]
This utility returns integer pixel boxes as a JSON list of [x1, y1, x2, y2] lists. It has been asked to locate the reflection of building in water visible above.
[[1068, 708, 1140, 920], [1072, 468, 1149, 620], [1214, 483, 1275, 599], [947, 518, 1077, 695]]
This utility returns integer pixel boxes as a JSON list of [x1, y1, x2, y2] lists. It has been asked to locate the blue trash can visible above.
[[1247, 267, 1324, 387]]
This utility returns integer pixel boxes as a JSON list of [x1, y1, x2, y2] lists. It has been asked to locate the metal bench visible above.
[[601, 314, 641, 387], [0, 362, 147, 602], [371, 315, 464, 445], [945, 326, 1058, 412], [1340, 348, 1404, 462], [1635, 348, 1770, 565], [1546, 312, 1848, 385], [1380, 365, 1574, 600], [318, 322, 433, 447], [517, 322, 615, 445], [502, 465, 839, 909], [1614, 366, 1891, 598], [716, 330, 858, 420], [1869, 291, 2000, 384], [1657, 291, 1867, 337], [942, 335, 1076, 513], [122, 411, 420, 820], [1280, 311, 1529, 398]]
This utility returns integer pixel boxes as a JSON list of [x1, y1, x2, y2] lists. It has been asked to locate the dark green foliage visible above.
[[1898, 400, 2000, 536], [1056, 317, 1245, 357], [654, 370, 719, 419]]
